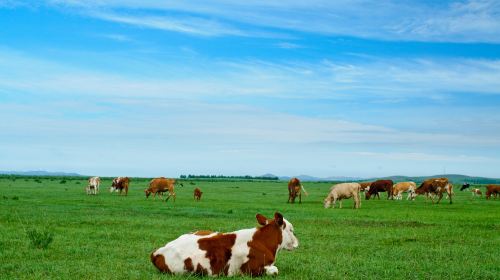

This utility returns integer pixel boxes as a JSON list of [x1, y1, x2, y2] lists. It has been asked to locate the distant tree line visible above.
[[179, 174, 279, 180]]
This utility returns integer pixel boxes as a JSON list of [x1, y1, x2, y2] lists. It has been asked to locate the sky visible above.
[[1, 0, 500, 178]]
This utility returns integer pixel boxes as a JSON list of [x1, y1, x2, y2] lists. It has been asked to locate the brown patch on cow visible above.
[[366, 180, 393, 200], [196, 264, 208, 275], [197, 233, 237, 276], [193, 230, 214, 236], [240, 215, 283, 276], [184, 257, 194, 272], [151, 253, 171, 273]]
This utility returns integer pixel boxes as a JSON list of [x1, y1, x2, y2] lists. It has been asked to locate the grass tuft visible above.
[[26, 228, 54, 249]]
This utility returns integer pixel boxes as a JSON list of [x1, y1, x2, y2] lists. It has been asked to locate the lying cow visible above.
[[365, 180, 393, 200], [415, 178, 453, 204], [392, 181, 417, 200], [287, 178, 308, 204], [151, 212, 298, 277], [145, 177, 175, 200], [86, 176, 100, 195], [110, 177, 130, 196], [323, 183, 361, 209], [486, 184, 500, 199], [194, 188, 203, 201], [471, 188, 482, 197]]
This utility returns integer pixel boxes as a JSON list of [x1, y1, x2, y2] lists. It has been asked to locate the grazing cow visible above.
[[460, 183, 471, 191], [110, 177, 130, 196], [365, 180, 393, 200], [287, 178, 308, 204], [145, 177, 175, 200], [151, 212, 298, 277], [323, 183, 361, 209], [392, 181, 417, 200], [86, 176, 100, 195], [471, 188, 482, 197], [194, 188, 203, 201], [415, 178, 453, 204], [359, 182, 372, 192], [486, 184, 500, 199]]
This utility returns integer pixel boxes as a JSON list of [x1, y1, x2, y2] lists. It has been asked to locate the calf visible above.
[[287, 178, 308, 204], [145, 177, 175, 200], [151, 212, 298, 277], [86, 176, 100, 195], [194, 188, 203, 201], [323, 183, 361, 209], [110, 177, 130, 196], [486, 184, 500, 199], [471, 188, 482, 197], [365, 180, 393, 200], [392, 181, 417, 200]]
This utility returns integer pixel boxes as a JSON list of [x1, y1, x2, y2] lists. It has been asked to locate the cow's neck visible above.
[[251, 224, 283, 257]]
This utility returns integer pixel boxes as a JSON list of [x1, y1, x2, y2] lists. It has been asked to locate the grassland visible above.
[[0, 177, 499, 279]]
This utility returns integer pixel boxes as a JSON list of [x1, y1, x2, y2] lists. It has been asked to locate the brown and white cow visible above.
[[486, 184, 500, 199], [145, 177, 175, 201], [392, 181, 417, 200], [471, 188, 482, 197], [323, 183, 361, 209], [365, 180, 393, 200], [86, 176, 100, 195], [194, 188, 203, 201], [359, 182, 372, 192], [415, 178, 453, 204], [287, 178, 308, 203], [151, 212, 298, 277], [110, 177, 130, 196]]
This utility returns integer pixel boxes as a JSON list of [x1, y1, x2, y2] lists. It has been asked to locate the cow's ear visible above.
[[274, 212, 284, 226], [256, 214, 268, 225]]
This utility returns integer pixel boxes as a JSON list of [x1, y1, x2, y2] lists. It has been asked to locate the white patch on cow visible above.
[[226, 228, 256, 276], [280, 219, 299, 251], [153, 232, 216, 275], [264, 265, 279, 275]]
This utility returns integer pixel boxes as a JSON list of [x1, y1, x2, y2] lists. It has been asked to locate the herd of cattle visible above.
[[80, 176, 499, 277], [86, 176, 500, 207]]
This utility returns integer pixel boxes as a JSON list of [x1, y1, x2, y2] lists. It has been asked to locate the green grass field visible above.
[[1, 177, 499, 279]]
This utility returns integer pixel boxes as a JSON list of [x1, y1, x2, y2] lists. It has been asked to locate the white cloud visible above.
[[34, 0, 500, 42]]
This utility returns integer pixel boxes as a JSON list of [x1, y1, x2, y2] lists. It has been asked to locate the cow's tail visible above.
[[301, 185, 309, 196]]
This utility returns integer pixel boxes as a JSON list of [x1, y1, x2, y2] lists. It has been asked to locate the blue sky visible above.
[[1, 0, 500, 178]]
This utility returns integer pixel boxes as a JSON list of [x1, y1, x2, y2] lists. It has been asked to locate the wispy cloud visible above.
[[35, 0, 500, 42]]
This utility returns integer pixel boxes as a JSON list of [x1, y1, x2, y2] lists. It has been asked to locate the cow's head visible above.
[[365, 192, 371, 200], [145, 189, 152, 197], [323, 196, 333, 208], [256, 212, 299, 251]]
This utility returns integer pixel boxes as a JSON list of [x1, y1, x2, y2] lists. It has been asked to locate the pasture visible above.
[[0, 177, 499, 279]]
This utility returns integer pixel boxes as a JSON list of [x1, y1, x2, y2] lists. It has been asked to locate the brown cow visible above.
[[486, 184, 500, 199], [287, 178, 308, 203], [145, 177, 175, 200], [194, 188, 203, 201], [365, 180, 393, 200], [415, 178, 453, 204], [110, 177, 130, 196], [471, 188, 482, 197]]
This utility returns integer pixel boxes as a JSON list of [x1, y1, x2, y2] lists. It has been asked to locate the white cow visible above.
[[86, 176, 100, 195], [323, 183, 361, 209]]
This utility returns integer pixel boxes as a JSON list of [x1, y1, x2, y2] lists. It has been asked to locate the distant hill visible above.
[[364, 174, 500, 184], [0, 170, 83, 177], [277, 174, 363, 182]]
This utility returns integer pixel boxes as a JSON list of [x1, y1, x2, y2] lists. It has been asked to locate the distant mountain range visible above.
[[264, 173, 500, 184], [0, 170, 83, 177]]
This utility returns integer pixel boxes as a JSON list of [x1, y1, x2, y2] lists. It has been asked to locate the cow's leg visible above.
[[339, 199, 343, 209], [436, 192, 443, 204], [298, 193, 302, 204], [264, 265, 279, 276]]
